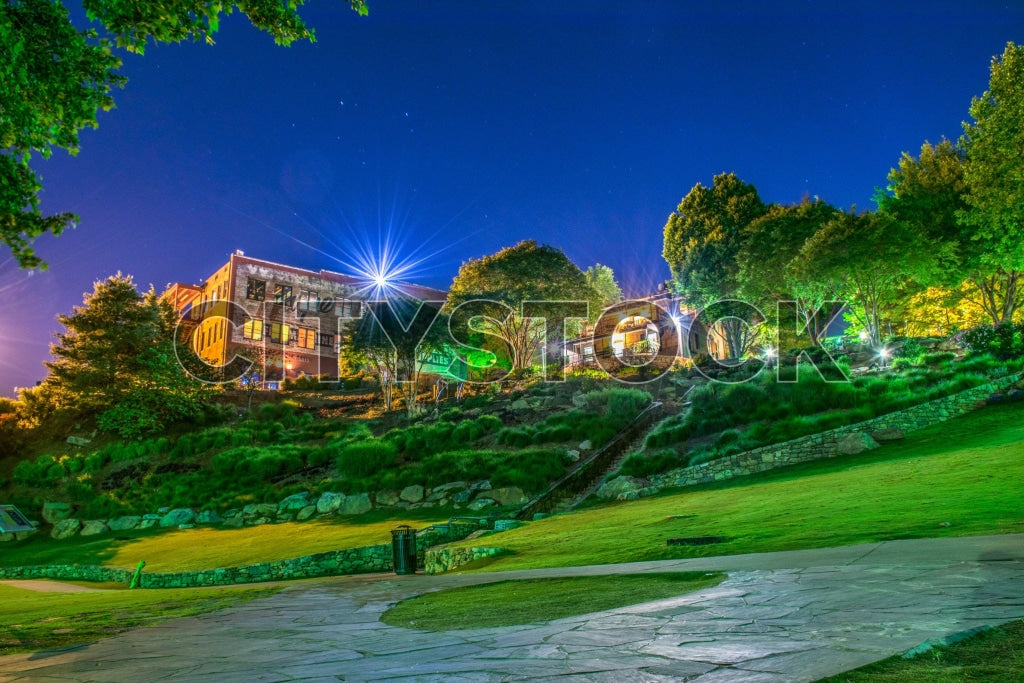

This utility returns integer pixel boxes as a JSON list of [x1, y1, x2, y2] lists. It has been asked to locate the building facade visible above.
[[165, 252, 451, 385]]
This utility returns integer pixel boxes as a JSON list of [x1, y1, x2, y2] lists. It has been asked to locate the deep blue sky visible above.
[[2, 0, 1022, 395]]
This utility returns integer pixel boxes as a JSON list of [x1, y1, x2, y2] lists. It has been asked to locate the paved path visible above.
[[0, 580, 104, 593], [0, 534, 1021, 682]]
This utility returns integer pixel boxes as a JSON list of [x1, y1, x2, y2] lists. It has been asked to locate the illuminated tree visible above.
[[958, 41, 1024, 324], [583, 263, 623, 312], [662, 172, 768, 357], [1, 0, 368, 269], [445, 241, 599, 374]]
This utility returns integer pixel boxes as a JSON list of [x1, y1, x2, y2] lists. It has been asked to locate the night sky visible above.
[[2, 0, 1022, 396]]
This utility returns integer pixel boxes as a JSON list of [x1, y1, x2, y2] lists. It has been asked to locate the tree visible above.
[[736, 198, 844, 346], [344, 298, 449, 412], [662, 172, 768, 358], [41, 273, 209, 437], [583, 263, 623, 312], [793, 211, 931, 348], [445, 240, 599, 375], [1, 0, 367, 269], [958, 41, 1024, 324]]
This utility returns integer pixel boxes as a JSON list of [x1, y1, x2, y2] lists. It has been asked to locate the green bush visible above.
[[920, 351, 957, 365], [336, 439, 398, 478], [497, 427, 535, 448], [618, 448, 685, 478]]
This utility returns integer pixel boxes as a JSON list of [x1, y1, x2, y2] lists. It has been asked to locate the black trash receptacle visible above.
[[391, 525, 418, 575]]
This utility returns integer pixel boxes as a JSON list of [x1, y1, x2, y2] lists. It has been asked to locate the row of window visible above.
[[246, 278, 362, 317], [242, 319, 334, 349]]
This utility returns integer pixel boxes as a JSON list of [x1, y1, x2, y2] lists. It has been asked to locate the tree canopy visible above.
[[958, 41, 1024, 323], [583, 263, 623, 313], [1, 0, 367, 269], [34, 273, 209, 438], [445, 240, 598, 375]]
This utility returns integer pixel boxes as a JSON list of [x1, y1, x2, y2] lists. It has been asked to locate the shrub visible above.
[[336, 439, 398, 478], [920, 351, 957, 366], [959, 322, 1024, 358], [497, 427, 535, 448], [618, 448, 685, 478]]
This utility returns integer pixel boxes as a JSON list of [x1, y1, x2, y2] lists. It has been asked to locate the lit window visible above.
[[270, 322, 290, 343], [243, 319, 264, 340], [273, 284, 293, 305], [297, 328, 316, 350], [246, 278, 266, 301]]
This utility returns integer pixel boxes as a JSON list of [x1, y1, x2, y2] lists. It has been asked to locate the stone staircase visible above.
[[513, 401, 665, 520]]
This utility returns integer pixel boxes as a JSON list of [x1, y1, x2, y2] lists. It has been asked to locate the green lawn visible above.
[[447, 400, 1024, 572], [0, 583, 282, 655], [380, 572, 725, 631], [1, 512, 450, 572], [818, 619, 1024, 682]]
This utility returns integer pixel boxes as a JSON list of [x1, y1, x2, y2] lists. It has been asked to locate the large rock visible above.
[[597, 476, 643, 500], [510, 398, 531, 411], [278, 492, 311, 513], [316, 491, 345, 514], [400, 485, 425, 503], [871, 428, 906, 443], [80, 520, 109, 536], [296, 505, 317, 521], [571, 392, 588, 408], [578, 440, 594, 451], [108, 516, 141, 531], [374, 490, 399, 507], [42, 502, 73, 525], [836, 432, 880, 455], [338, 492, 372, 516], [243, 503, 277, 519], [51, 518, 82, 540], [468, 498, 496, 511], [433, 481, 468, 493], [452, 489, 472, 504], [478, 487, 527, 506], [159, 508, 196, 528], [196, 510, 224, 525], [138, 514, 162, 530]]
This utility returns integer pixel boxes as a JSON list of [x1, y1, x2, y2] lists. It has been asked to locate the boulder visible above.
[[374, 490, 399, 507], [296, 505, 317, 521], [478, 487, 526, 506], [597, 476, 643, 500], [433, 481, 468, 493], [138, 514, 161, 530], [452, 490, 472, 504], [222, 516, 244, 528], [579, 440, 594, 451], [470, 480, 491, 492], [836, 432, 880, 456], [278, 492, 311, 513], [566, 449, 581, 462], [0, 532, 15, 543], [316, 491, 345, 514], [400, 485, 425, 503], [243, 503, 277, 519], [571, 392, 588, 408], [468, 498, 496, 511], [42, 502, 73, 525], [338, 492, 372, 516], [196, 510, 224, 525], [51, 518, 82, 540], [80, 520, 109, 536], [510, 398, 531, 411], [159, 508, 196, 528], [871, 428, 905, 443], [108, 516, 141, 531]]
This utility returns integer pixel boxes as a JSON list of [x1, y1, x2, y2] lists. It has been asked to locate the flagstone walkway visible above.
[[0, 534, 1021, 682]]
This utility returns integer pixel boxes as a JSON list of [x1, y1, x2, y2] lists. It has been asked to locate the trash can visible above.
[[391, 525, 418, 575]]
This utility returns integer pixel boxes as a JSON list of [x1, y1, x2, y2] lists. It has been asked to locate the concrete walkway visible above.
[[0, 534, 1021, 682]]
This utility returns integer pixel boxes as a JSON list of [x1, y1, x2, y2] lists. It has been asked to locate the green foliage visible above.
[[336, 439, 398, 479], [619, 448, 686, 478], [958, 322, 1024, 358], [1, 0, 367, 268], [583, 263, 623, 312]]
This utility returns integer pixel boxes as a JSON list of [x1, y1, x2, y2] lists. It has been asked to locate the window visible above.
[[273, 284, 293, 305], [318, 333, 335, 348], [298, 290, 319, 312], [246, 278, 266, 301], [340, 300, 362, 318], [296, 327, 316, 350], [243, 319, 264, 340], [270, 322, 290, 343]]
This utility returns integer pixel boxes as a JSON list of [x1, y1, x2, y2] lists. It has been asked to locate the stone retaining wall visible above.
[[423, 546, 508, 575], [639, 371, 1023, 494], [0, 523, 480, 587]]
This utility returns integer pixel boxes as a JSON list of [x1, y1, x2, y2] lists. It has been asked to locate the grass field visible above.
[[818, 619, 1024, 682], [0, 583, 282, 655], [1, 510, 451, 572], [381, 572, 725, 631], [447, 400, 1024, 572]]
